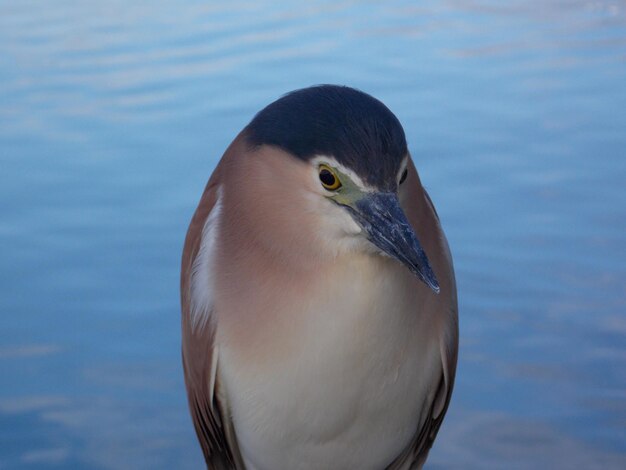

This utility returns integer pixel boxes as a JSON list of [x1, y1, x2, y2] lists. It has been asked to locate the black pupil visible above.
[[319, 169, 336, 187], [399, 168, 408, 184]]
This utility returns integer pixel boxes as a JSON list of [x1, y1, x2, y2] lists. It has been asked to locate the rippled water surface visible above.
[[1, 1, 625, 468]]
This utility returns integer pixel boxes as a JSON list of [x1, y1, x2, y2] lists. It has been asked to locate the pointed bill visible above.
[[345, 192, 440, 293]]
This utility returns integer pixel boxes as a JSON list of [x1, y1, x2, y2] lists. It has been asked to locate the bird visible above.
[[180, 85, 458, 470]]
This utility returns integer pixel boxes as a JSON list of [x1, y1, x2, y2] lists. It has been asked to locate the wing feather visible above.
[[181, 174, 244, 469], [387, 186, 459, 470]]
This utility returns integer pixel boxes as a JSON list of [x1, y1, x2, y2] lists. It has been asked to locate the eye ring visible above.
[[318, 164, 342, 191]]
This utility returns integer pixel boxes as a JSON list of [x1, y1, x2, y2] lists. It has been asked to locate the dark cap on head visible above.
[[244, 85, 408, 189]]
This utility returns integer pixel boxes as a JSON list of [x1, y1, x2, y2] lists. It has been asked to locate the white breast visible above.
[[218, 255, 443, 470]]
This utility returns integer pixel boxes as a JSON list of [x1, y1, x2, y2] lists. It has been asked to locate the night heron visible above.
[[181, 85, 458, 469]]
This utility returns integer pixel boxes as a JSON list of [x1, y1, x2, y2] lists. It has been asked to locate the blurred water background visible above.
[[1, 0, 625, 468]]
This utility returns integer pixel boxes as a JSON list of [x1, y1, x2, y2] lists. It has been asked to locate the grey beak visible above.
[[346, 192, 440, 293]]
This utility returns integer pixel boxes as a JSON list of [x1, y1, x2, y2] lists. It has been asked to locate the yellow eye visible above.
[[318, 164, 342, 191]]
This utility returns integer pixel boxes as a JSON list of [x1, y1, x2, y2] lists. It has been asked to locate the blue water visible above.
[[1, 1, 625, 468]]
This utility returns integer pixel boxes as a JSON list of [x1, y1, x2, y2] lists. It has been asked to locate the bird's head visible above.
[[240, 85, 439, 293]]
